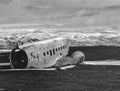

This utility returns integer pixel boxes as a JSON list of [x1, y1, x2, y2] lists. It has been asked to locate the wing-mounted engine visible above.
[[71, 51, 85, 64], [53, 51, 85, 69], [9, 48, 28, 69]]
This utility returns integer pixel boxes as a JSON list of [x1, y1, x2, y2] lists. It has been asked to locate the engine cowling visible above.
[[53, 51, 85, 68], [71, 51, 85, 64], [9, 48, 28, 69], [54, 57, 74, 67]]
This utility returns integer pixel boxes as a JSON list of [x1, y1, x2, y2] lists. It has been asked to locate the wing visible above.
[[0, 49, 11, 69]]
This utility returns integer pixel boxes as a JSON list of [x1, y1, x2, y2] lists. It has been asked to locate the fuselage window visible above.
[[61, 46, 62, 50], [63, 46, 64, 49], [62, 46, 64, 49], [50, 50, 52, 56], [65, 45, 66, 48], [43, 52, 46, 56], [56, 48, 58, 52], [58, 47, 60, 51], [53, 49, 55, 55], [47, 51, 49, 55]]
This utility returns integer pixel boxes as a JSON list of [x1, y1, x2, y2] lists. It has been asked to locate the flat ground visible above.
[[0, 46, 120, 91], [1, 64, 120, 91]]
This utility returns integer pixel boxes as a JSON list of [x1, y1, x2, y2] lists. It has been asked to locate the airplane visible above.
[[0, 37, 85, 70], [2, 36, 119, 70]]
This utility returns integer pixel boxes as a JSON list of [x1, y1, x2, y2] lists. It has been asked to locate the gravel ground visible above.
[[0, 64, 120, 91]]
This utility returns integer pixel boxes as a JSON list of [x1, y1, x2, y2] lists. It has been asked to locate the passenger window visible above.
[[58, 47, 60, 51], [47, 51, 49, 55], [50, 50, 52, 56], [56, 48, 58, 51], [65, 45, 66, 48], [43, 52, 46, 56], [61, 46, 62, 50], [63, 46, 64, 49], [53, 49, 55, 55]]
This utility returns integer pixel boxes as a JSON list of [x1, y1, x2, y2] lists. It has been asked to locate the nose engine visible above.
[[9, 48, 28, 69]]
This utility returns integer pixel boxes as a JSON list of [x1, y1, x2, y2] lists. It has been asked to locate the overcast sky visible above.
[[0, 0, 120, 27]]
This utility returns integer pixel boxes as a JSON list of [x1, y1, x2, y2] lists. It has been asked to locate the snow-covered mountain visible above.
[[64, 31, 120, 46], [0, 26, 120, 49], [0, 28, 57, 49]]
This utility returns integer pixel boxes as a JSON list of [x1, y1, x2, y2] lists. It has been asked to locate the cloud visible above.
[[81, 0, 120, 8], [0, 0, 120, 27], [105, 5, 120, 10], [0, 0, 13, 4]]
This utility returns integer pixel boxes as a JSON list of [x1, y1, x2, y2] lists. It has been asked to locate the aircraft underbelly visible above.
[[27, 55, 62, 69], [26, 48, 68, 69]]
